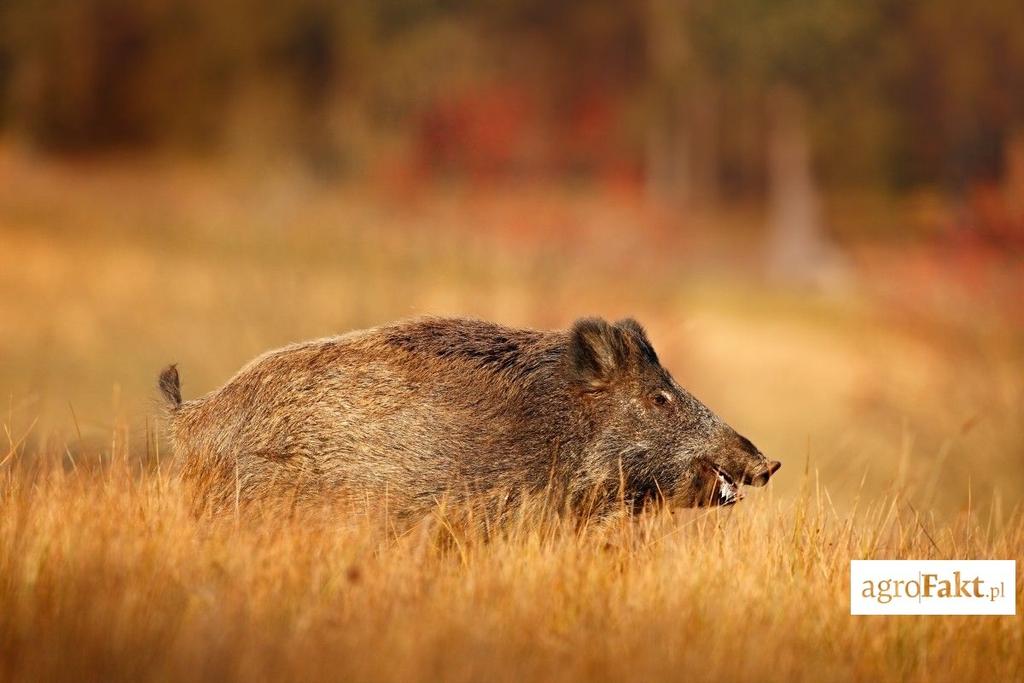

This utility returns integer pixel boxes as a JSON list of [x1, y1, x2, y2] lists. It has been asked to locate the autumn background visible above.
[[1, 2, 1022, 681]]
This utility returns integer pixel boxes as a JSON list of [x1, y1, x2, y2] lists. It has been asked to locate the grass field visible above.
[[1, 151, 1022, 681]]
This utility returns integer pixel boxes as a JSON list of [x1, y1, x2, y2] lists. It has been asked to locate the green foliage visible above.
[[691, 0, 877, 92]]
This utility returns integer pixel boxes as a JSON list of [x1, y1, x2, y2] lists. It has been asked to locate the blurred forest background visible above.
[[3, 0, 1024, 228], [1, 0, 1022, 515]]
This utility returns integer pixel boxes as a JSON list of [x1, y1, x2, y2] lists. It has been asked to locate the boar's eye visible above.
[[653, 391, 671, 407]]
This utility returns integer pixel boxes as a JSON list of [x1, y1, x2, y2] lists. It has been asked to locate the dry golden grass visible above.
[[1, 457, 1021, 683], [0, 151, 1022, 681]]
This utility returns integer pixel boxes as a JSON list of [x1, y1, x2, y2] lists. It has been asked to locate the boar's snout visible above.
[[747, 459, 782, 487], [726, 432, 781, 488]]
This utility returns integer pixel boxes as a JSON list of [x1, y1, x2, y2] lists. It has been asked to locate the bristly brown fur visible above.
[[159, 317, 779, 516]]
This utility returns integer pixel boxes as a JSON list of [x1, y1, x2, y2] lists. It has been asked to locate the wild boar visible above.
[[159, 317, 780, 515]]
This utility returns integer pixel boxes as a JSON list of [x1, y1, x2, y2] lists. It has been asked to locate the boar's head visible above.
[[568, 318, 780, 508]]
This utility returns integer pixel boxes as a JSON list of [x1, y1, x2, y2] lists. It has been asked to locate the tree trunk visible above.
[[646, 88, 690, 207], [645, 0, 691, 209], [688, 79, 720, 208], [766, 85, 847, 287], [1004, 129, 1024, 238]]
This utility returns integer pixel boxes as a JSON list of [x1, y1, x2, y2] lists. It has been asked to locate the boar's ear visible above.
[[615, 318, 659, 365], [569, 318, 629, 389]]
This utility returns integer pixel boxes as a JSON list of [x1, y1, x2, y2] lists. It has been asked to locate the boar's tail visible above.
[[158, 364, 183, 410]]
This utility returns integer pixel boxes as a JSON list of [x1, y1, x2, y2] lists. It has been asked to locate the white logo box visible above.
[[851, 560, 1016, 615]]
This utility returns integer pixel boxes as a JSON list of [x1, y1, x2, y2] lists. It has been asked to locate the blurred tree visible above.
[[644, 0, 722, 210], [477, 0, 646, 179], [765, 85, 845, 285], [644, 0, 692, 208], [892, 0, 1024, 190], [693, 0, 875, 283]]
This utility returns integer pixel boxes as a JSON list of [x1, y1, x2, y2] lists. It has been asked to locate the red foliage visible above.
[[412, 83, 641, 188]]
